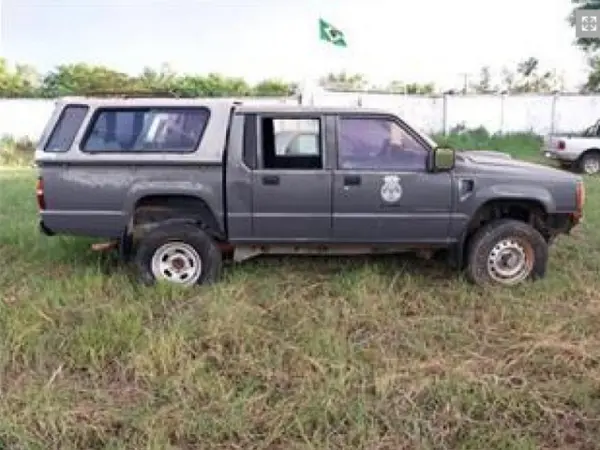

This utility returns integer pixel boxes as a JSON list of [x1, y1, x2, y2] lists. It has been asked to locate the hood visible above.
[[460, 149, 512, 160], [455, 149, 580, 181]]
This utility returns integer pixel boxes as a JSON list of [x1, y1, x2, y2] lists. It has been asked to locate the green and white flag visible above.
[[319, 18, 347, 47]]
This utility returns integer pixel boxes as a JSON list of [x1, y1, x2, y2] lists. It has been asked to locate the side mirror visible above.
[[432, 147, 456, 171]]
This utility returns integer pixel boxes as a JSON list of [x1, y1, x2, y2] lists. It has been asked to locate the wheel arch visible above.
[[580, 147, 600, 157], [453, 197, 549, 270], [131, 193, 225, 240], [117, 194, 225, 262]]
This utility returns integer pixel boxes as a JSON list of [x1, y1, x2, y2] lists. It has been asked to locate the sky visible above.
[[0, 0, 591, 91]]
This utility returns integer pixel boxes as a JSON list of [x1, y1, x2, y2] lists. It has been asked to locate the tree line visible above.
[[0, 55, 574, 99], [0, 59, 443, 98], [0, 60, 298, 98]]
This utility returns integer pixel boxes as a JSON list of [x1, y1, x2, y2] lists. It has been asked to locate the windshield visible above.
[[396, 116, 438, 147], [411, 125, 438, 148]]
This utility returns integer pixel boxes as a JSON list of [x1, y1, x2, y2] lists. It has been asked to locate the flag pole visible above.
[[299, 18, 321, 105], [312, 17, 348, 104]]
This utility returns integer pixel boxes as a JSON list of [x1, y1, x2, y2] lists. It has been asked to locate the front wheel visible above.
[[465, 219, 548, 287], [133, 222, 222, 286]]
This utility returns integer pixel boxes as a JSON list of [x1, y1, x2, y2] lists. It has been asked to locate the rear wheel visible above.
[[465, 219, 548, 287], [133, 222, 222, 286], [577, 151, 600, 175]]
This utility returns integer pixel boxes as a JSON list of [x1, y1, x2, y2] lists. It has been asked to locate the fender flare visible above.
[[450, 196, 550, 270]]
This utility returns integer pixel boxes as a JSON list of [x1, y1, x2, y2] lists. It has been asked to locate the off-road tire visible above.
[[133, 222, 222, 286], [577, 151, 600, 175], [465, 218, 548, 287]]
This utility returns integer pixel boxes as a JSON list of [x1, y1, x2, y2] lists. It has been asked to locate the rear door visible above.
[[331, 113, 453, 244], [250, 113, 333, 242]]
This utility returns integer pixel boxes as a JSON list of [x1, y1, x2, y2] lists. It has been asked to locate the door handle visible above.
[[343, 175, 361, 186], [262, 174, 280, 185]]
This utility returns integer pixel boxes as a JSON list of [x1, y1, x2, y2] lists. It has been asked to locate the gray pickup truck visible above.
[[34, 96, 585, 287]]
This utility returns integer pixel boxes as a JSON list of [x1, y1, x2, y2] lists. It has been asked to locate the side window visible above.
[[286, 133, 320, 155], [242, 114, 258, 169], [81, 107, 209, 153], [44, 105, 89, 153], [260, 117, 322, 169], [338, 117, 428, 171]]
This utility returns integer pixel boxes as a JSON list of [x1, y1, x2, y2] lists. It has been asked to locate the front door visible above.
[[332, 114, 453, 244], [251, 115, 332, 242]]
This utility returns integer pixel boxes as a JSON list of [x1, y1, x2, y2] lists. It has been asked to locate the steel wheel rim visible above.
[[150, 242, 202, 285], [486, 238, 533, 285], [584, 157, 600, 174]]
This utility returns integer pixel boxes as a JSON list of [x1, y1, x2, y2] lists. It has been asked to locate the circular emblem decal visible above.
[[380, 175, 403, 203]]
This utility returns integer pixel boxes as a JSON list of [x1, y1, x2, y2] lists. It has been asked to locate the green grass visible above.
[[0, 136, 36, 167], [432, 128, 544, 161], [1, 132, 600, 449]]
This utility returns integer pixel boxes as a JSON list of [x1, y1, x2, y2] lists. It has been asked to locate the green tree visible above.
[[386, 80, 406, 93], [169, 73, 252, 97], [567, 2, 600, 91], [471, 66, 492, 93], [581, 56, 600, 92], [131, 63, 178, 92], [252, 79, 294, 96], [384, 80, 435, 94], [499, 66, 515, 92], [319, 71, 367, 90], [0, 59, 41, 97], [513, 57, 556, 93], [40, 63, 136, 97], [497, 58, 557, 93], [405, 82, 435, 94]]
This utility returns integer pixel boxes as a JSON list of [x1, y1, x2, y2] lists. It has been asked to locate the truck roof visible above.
[[54, 96, 388, 115], [235, 104, 385, 115]]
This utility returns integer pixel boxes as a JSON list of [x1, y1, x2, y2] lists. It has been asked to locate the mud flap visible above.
[[118, 228, 133, 263]]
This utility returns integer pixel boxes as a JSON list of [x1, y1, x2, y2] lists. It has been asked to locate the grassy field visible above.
[[1, 132, 600, 449]]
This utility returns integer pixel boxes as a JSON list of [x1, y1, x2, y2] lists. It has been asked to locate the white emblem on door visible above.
[[380, 175, 403, 203]]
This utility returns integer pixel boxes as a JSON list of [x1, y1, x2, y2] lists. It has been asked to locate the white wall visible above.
[[2, 93, 600, 140], [0, 99, 56, 140]]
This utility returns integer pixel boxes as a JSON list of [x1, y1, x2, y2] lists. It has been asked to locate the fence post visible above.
[[442, 93, 448, 135], [550, 92, 558, 135], [499, 93, 505, 135]]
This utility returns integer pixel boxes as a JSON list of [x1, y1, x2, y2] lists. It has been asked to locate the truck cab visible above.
[[35, 97, 585, 287]]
